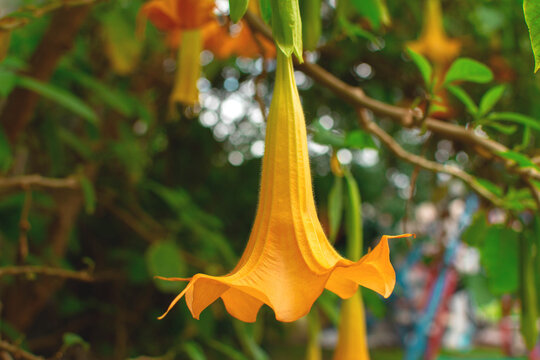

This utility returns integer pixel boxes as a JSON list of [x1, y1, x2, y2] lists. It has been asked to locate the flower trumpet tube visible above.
[[333, 292, 369, 360], [170, 29, 202, 106], [157, 51, 414, 322]]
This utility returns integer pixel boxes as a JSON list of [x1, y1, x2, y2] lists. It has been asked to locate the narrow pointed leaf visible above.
[[230, 0, 249, 22], [524, 0, 540, 73], [488, 112, 540, 132], [479, 84, 506, 116], [17, 76, 99, 125], [446, 84, 478, 115], [407, 47, 432, 88]]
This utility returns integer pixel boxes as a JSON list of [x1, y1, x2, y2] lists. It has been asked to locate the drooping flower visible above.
[[407, 0, 461, 118], [141, 0, 275, 106], [333, 292, 369, 360], [157, 50, 414, 322], [407, 0, 460, 66], [140, 0, 215, 106]]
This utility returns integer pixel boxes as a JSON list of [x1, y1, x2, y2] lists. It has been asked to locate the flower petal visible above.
[[221, 288, 265, 322]]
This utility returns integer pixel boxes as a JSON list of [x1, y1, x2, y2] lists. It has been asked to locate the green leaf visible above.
[[475, 178, 503, 197], [270, 0, 303, 61], [183, 342, 207, 360], [338, 16, 376, 42], [0, 70, 17, 97], [479, 84, 506, 116], [497, 150, 540, 170], [481, 226, 519, 295], [344, 171, 362, 260], [0, 127, 12, 173], [206, 340, 249, 360], [406, 47, 433, 88], [146, 241, 186, 293], [328, 176, 343, 243], [62, 333, 90, 350], [487, 112, 540, 132], [349, 0, 389, 30], [444, 58, 494, 85], [446, 85, 478, 115], [17, 76, 98, 125], [300, 0, 322, 51], [482, 122, 517, 135], [229, 0, 249, 23], [520, 236, 538, 349], [462, 210, 488, 247], [259, 0, 272, 23], [311, 121, 346, 147], [79, 176, 96, 215], [524, 0, 540, 73], [345, 130, 376, 148], [57, 128, 93, 160], [63, 69, 135, 117]]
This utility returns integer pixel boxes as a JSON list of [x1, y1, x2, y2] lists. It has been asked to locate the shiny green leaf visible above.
[[446, 84, 478, 115], [229, 0, 249, 23], [479, 84, 506, 116], [444, 58, 494, 85], [524, 0, 540, 72], [406, 47, 432, 88], [487, 112, 540, 132]]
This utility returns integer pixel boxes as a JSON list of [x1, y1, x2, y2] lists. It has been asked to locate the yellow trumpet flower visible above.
[[333, 292, 370, 360], [157, 51, 413, 322], [407, 0, 461, 66], [140, 0, 214, 106]]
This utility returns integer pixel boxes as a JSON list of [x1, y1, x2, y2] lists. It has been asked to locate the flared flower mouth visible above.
[[140, 0, 215, 31], [407, 0, 461, 65], [157, 51, 414, 322]]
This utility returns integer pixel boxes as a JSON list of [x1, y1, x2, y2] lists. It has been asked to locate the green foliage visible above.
[[446, 85, 478, 115], [524, 0, 540, 73], [17, 76, 99, 125], [328, 175, 344, 243], [444, 58, 494, 85], [481, 226, 519, 295], [299, 0, 322, 51], [406, 48, 432, 89], [146, 241, 187, 293], [229, 0, 249, 23], [349, 0, 389, 30], [478, 85, 506, 117], [62, 332, 90, 350], [270, 0, 303, 61]]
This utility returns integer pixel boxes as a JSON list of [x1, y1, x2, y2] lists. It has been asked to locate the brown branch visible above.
[[0, 340, 44, 360], [0, 175, 79, 192], [357, 109, 506, 207], [16, 190, 32, 264], [242, 11, 540, 184], [0, 266, 94, 282], [0, 0, 98, 31]]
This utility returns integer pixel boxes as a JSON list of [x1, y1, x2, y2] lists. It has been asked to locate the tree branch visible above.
[[357, 109, 506, 207], [0, 266, 94, 282], [242, 10, 540, 184], [0, 340, 44, 360], [0, 175, 79, 192]]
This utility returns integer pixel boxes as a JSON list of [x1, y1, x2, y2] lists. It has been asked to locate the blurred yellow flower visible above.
[[157, 51, 414, 322], [140, 0, 214, 106], [407, 0, 460, 66], [333, 292, 370, 360]]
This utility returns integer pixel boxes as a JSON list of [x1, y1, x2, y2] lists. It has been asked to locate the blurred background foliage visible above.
[[0, 0, 539, 359]]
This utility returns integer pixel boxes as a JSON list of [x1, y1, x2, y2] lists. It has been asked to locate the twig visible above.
[[0, 0, 98, 31], [0, 340, 44, 360], [16, 190, 32, 264], [242, 11, 540, 183], [0, 266, 94, 282], [0, 175, 79, 192], [356, 109, 506, 207]]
